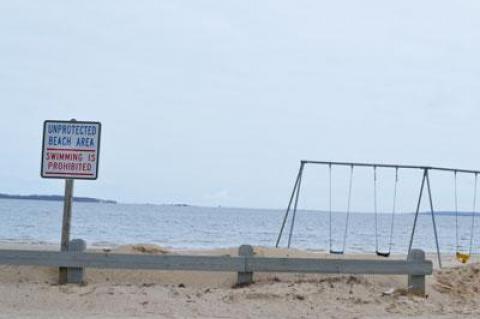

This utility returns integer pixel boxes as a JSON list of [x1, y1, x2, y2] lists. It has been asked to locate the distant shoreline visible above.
[[0, 193, 116, 204]]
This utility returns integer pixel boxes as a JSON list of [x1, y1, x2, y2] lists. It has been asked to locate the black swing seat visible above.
[[329, 250, 344, 255], [376, 251, 390, 258]]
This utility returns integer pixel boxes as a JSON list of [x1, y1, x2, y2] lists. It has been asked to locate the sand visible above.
[[0, 244, 479, 318]]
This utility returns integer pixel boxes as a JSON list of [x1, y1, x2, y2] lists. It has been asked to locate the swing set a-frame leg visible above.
[[287, 164, 305, 248], [408, 169, 442, 268], [275, 162, 304, 248], [408, 170, 426, 256]]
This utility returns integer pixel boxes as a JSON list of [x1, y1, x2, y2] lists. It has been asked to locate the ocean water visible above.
[[0, 198, 478, 254]]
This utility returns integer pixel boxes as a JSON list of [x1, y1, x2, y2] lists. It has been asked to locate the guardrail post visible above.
[[65, 239, 86, 284], [408, 249, 426, 296], [237, 245, 253, 287]]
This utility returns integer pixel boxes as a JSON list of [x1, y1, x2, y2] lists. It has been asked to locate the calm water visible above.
[[0, 199, 478, 254]]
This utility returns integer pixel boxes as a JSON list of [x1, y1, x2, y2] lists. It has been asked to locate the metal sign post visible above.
[[59, 178, 74, 283], [41, 119, 101, 283]]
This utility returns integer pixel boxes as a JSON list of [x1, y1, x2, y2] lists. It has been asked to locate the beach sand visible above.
[[0, 244, 479, 318]]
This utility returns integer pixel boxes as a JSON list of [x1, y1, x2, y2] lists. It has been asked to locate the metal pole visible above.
[[276, 165, 302, 248], [301, 160, 480, 175], [287, 163, 305, 248], [373, 166, 378, 252], [469, 174, 478, 256], [408, 169, 427, 255], [388, 168, 399, 252], [341, 165, 354, 253], [425, 170, 443, 268], [454, 171, 459, 253], [329, 164, 332, 252], [59, 178, 74, 284]]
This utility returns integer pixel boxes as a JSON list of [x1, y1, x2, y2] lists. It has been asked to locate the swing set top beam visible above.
[[301, 160, 480, 175]]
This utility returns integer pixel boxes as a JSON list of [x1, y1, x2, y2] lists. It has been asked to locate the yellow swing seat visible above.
[[456, 252, 470, 264]]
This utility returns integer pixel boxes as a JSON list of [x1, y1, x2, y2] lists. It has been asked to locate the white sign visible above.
[[41, 120, 101, 180]]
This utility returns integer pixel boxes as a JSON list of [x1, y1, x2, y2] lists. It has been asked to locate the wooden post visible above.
[[67, 239, 86, 284], [59, 178, 74, 284], [408, 249, 426, 296], [237, 245, 254, 287]]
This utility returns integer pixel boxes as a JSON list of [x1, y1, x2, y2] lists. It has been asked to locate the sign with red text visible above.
[[41, 120, 101, 179]]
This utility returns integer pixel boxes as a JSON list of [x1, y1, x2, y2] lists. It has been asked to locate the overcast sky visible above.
[[1, 1, 479, 210]]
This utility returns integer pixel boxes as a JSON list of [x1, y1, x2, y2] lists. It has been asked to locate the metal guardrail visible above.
[[0, 250, 245, 271], [0, 242, 433, 295]]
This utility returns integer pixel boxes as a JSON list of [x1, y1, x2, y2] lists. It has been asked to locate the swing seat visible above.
[[329, 250, 344, 255], [376, 251, 391, 258], [456, 252, 470, 264]]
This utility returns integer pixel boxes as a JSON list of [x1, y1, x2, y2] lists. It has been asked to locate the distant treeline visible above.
[[0, 193, 116, 204]]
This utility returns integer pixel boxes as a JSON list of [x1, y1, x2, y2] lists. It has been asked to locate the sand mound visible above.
[[433, 263, 480, 296], [3, 243, 480, 318], [291, 275, 369, 287], [114, 244, 169, 254]]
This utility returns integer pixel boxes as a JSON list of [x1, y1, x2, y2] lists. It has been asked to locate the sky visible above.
[[0, 1, 479, 210]]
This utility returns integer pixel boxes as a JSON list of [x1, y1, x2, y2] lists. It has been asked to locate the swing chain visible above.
[[454, 170, 478, 263], [468, 173, 478, 257]]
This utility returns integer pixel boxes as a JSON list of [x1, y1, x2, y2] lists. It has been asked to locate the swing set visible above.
[[453, 171, 478, 263], [275, 160, 479, 268]]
